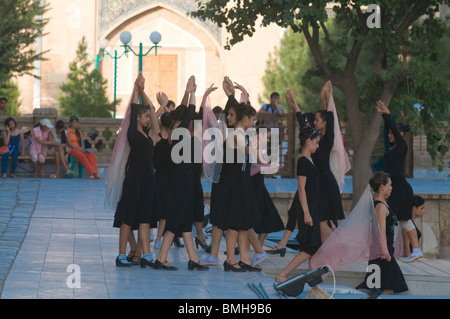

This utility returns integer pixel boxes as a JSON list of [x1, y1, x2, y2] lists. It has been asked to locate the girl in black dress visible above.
[[267, 88, 316, 257], [376, 100, 423, 263], [153, 112, 174, 249], [313, 81, 345, 243], [357, 171, 408, 294], [155, 76, 208, 271], [275, 126, 321, 283], [113, 73, 161, 268], [251, 126, 285, 246]]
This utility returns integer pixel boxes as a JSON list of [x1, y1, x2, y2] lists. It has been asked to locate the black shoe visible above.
[[266, 246, 286, 257], [188, 260, 209, 271], [195, 237, 208, 249], [223, 261, 246, 272], [129, 256, 141, 266], [224, 247, 240, 255], [154, 259, 178, 271], [205, 245, 211, 253], [140, 257, 155, 269], [238, 261, 261, 272], [116, 256, 132, 267]]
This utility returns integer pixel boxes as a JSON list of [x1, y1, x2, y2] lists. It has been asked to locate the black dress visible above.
[[113, 103, 161, 230], [164, 104, 196, 236], [311, 111, 345, 223], [153, 133, 173, 221], [210, 93, 259, 231], [357, 201, 408, 293], [252, 170, 284, 234], [214, 128, 258, 231], [382, 114, 413, 222], [288, 156, 321, 256]]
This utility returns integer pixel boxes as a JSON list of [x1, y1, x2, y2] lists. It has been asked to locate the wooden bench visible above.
[[15, 155, 83, 178]]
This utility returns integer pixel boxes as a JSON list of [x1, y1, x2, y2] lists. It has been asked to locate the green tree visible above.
[[191, 0, 449, 203], [0, 78, 22, 116], [58, 37, 119, 118], [0, 0, 48, 85]]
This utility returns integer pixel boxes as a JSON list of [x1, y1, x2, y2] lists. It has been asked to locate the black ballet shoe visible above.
[[266, 246, 286, 257], [195, 237, 208, 250], [116, 256, 132, 268], [223, 261, 245, 272], [188, 260, 209, 271], [154, 259, 178, 271], [238, 260, 261, 272], [140, 257, 155, 269]]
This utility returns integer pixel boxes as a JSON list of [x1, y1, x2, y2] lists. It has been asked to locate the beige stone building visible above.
[[16, 0, 283, 117]]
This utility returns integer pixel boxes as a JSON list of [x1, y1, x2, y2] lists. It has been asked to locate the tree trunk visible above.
[[344, 78, 396, 207]]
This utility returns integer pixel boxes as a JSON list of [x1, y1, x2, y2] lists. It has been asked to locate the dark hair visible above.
[[55, 120, 65, 130], [134, 104, 150, 116], [299, 126, 319, 148], [369, 171, 391, 193], [4, 117, 15, 127], [160, 112, 173, 129], [270, 92, 279, 99], [55, 120, 67, 144], [212, 106, 223, 114], [396, 122, 410, 133], [302, 112, 316, 128], [69, 115, 82, 145], [230, 103, 248, 123], [170, 104, 188, 123], [244, 104, 256, 118], [167, 100, 175, 109], [316, 109, 327, 121], [0, 97, 7, 102], [412, 195, 425, 207]]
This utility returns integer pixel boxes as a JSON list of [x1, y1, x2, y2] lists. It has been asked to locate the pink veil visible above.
[[309, 185, 390, 273], [328, 95, 351, 193], [104, 96, 133, 210]]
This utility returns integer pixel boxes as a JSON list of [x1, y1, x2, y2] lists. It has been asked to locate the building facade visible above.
[[17, 0, 283, 117]]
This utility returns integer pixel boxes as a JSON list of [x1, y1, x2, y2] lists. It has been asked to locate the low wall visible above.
[[204, 191, 450, 260]]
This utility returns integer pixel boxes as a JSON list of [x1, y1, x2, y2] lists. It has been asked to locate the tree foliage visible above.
[[0, 0, 48, 85], [191, 0, 450, 200], [0, 79, 22, 116], [58, 37, 119, 118]]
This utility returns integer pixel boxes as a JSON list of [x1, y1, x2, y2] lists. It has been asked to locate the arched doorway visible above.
[[100, 5, 221, 117]]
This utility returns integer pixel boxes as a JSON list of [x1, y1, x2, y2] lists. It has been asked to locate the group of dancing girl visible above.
[[106, 72, 423, 295]]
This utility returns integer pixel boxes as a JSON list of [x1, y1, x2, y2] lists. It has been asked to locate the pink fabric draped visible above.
[[201, 92, 224, 184], [309, 185, 390, 273], [328, 96, 351, 193], [104, 96, 133, 210]]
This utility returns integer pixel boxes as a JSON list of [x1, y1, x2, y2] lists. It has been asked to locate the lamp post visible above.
[[119, 31, 161, 72], [98, 39, 129, 118]]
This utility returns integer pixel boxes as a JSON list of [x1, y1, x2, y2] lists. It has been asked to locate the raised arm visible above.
[[286, 89, 306, 127], [323, 81, 334, 113], [377, 100, 406, 150], [155, 92, 169, 118], [137, 77, 160, 140]]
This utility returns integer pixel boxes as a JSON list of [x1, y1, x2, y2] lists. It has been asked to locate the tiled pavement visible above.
[[1, 177, 449, 299], [0, 178, 282, 299]]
